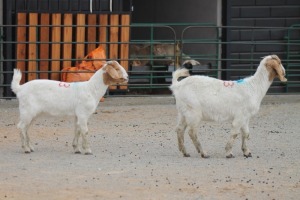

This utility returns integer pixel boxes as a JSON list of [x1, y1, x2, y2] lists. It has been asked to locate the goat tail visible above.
[[172, 68, 190, 84], [11, 69, 22, 94]]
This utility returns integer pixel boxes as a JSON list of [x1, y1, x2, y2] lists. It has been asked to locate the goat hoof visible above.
[[84, 152, 93, 155], [24, 151, 31, 154], [226, 154, 234, 158], [244, 152, 252, 158], [183, 153, 190, 157], [201, 154, 210, 159], [74, 151, 81, 154], [24, 147, 31, 153]]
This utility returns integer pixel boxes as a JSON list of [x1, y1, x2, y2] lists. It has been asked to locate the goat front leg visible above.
[[77, 117, 92, 155], [187, 126, 209, 158], [25, 132, 35, 152], [241, 124, 252, 158], [72, 117, 81, 154], [225, 121, 241, 158]]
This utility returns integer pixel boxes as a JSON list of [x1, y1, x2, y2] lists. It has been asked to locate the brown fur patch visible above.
[[103, 72, 115, 85], [108, 61, 120, 69], [106, 65, 120, 79], [102, 62, 128, 85], [106, 61, 126, 81], [265, 55, 287, 82]]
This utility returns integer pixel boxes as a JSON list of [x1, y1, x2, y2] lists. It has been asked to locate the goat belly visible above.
[[201, 108, 234, 122]]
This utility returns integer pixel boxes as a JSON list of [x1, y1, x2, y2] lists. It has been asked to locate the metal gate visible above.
[[128, 23, 221, 93]]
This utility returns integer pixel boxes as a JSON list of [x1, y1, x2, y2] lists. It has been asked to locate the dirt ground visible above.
[[0, 95, 300, 200]]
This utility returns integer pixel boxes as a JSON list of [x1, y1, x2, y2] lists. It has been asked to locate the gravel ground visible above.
[[0, 95, 300, 200]]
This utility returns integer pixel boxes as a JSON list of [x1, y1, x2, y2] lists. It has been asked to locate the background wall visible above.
[[132, 0, 219, 24], [225, 0, 300, 92]]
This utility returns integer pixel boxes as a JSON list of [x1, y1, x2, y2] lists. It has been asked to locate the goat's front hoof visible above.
[[23, 146, 31, 154], [201, 154, 210, 159], [84, 148, 93, 155], [244, 152, 252, 158], [183, 153, 190, 157], [74, 150, 81, 154], [226, 154, 235, 158]]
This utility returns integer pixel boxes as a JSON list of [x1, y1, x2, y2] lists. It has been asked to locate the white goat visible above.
[[170, 55, 287, 158], [11, 61, 128, 154]]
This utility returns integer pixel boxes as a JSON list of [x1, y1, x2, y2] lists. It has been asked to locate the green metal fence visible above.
[[0, 23, 300, 98], [286, 24, 300, 93]]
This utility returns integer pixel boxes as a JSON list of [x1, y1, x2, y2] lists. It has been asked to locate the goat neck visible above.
[[87, 68, 108, 100], [247, 60, 274, 104]]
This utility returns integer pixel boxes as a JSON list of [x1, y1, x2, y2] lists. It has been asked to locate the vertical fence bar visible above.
[[40, 13, 50, 79], [16, 13, 27, 83], [87, 14, 97, 53], [63, 13, 73, 68], [76, 14, 85, 62], [28, 13, 38, 81], [51, 13, 61, 80], [109, 14, 119, 60], [99, 14, 108, 52], [109, 14, 119, 90], [120, 14, 130, 89]]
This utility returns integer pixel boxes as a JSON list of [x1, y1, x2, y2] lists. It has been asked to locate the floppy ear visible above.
[[105, 64, 120, 79], [276, 66, 287, 82], [266, 58, 287, 82], [107, 60, 120, 70]]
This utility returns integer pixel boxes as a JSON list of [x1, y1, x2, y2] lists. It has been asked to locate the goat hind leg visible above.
[[26, 132, 34, 152], [175, 115, 189, 157], [241, 124, 252, 158], [176, 125, 189, 157], [18, 120, 33, 153], [187, 126, 209, 158]]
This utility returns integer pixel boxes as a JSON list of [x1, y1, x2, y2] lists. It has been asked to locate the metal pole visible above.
[[0, 0, 3, 97], [3, 0, 14, 97]]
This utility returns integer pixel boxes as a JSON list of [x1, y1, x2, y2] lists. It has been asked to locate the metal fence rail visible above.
[[0, 23, 300, 99]]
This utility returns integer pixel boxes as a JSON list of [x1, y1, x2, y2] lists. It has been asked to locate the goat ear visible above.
[[105, 64, 120, 79], [275, 65, 287, 82], [271, 56, 287, 82], [107, 60, 120, 69], [266, 59, 287, 82]]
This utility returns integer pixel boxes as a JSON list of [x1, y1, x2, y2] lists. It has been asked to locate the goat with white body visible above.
[[170, 55, 287, 158], [11, 61, 128, 154]]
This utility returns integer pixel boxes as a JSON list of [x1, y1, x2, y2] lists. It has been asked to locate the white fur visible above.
[[11, 61, 128, 154], [170, 55, 287, 158]]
